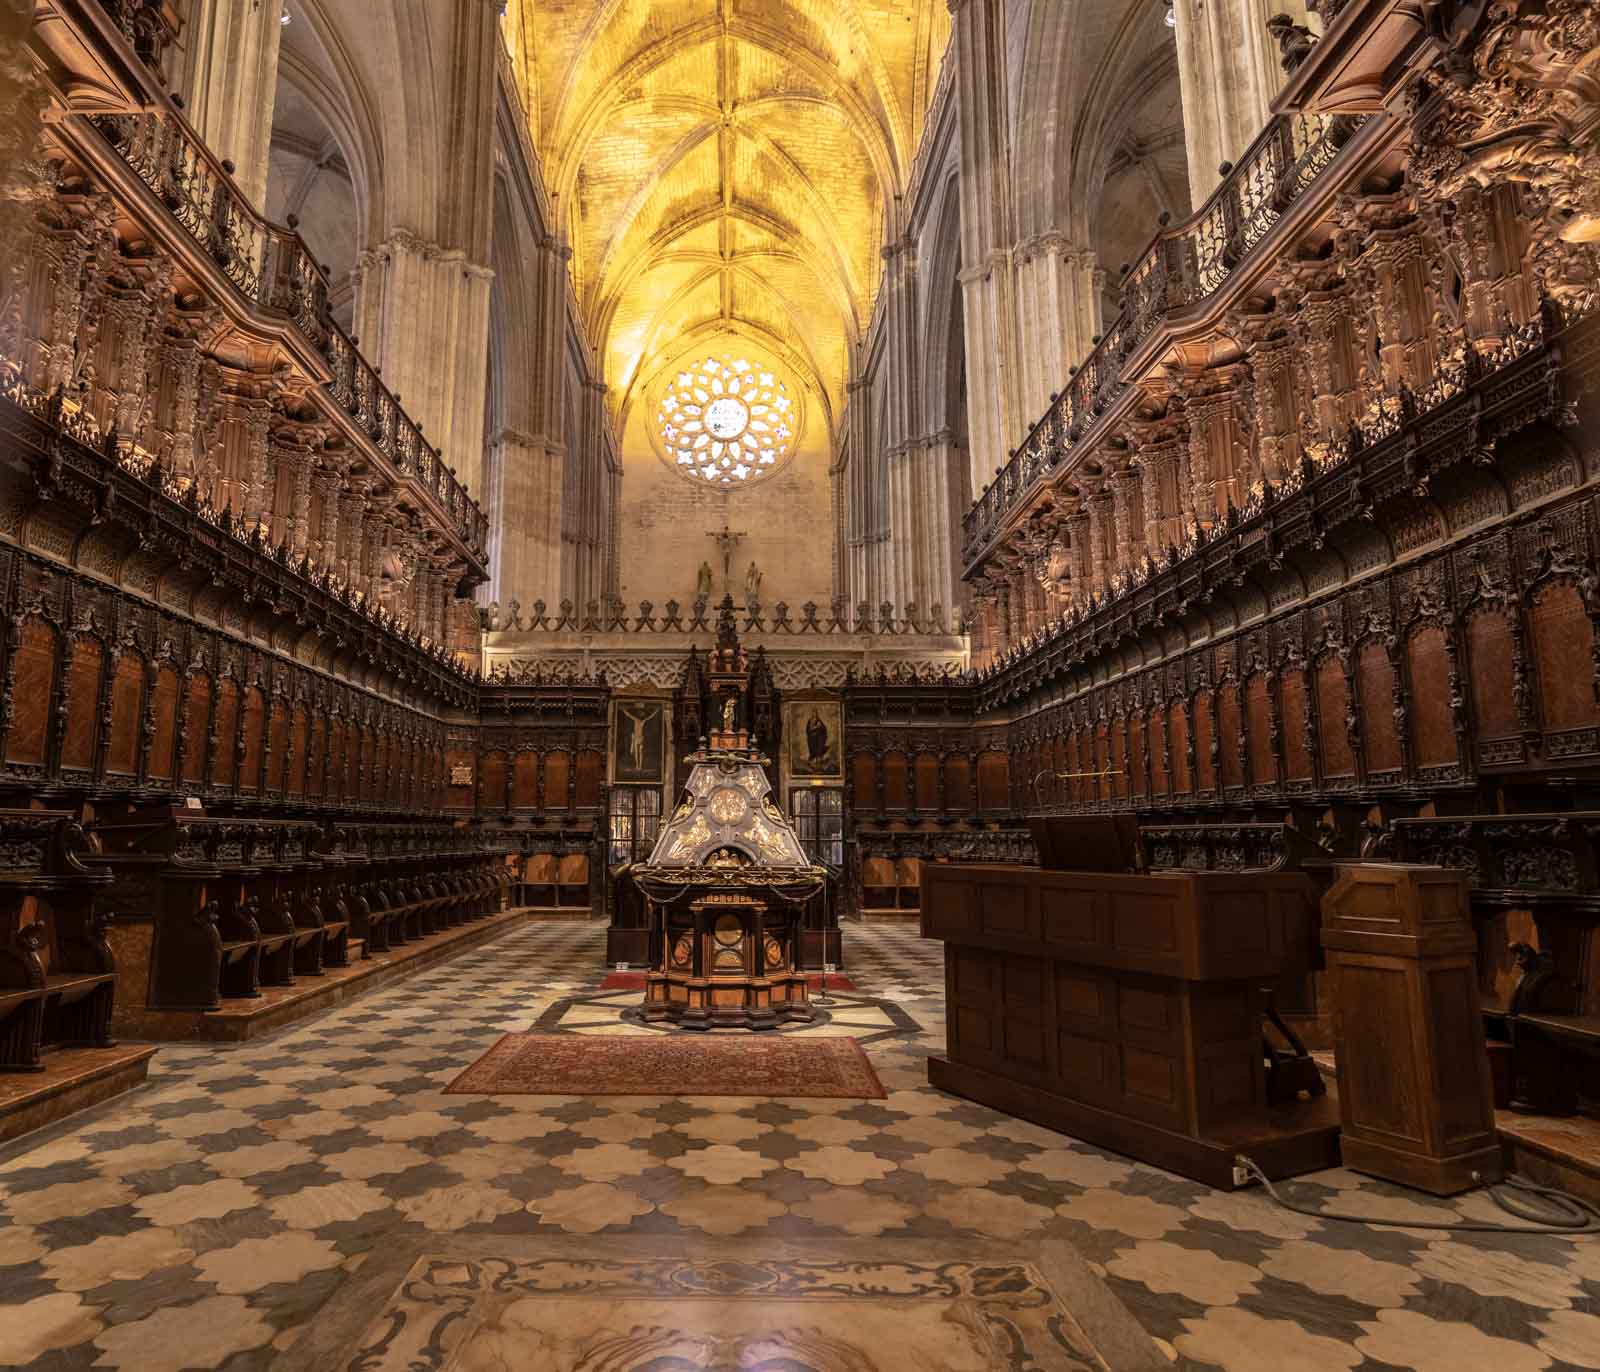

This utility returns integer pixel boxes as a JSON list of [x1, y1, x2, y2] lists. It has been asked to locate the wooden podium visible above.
[[921, 826, 1339, 1189]]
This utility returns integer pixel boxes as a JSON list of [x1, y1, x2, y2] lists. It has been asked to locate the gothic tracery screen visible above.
[[654, 355, 796, 487]]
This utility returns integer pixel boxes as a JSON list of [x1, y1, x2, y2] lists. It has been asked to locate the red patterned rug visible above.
[[445, 1033, 886, 1099], [598, 972, 858, 993]]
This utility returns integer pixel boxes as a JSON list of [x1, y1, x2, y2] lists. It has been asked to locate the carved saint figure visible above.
[[745, 561, 762, 604], [722, 695, 737, 733], [696, 561, 714, 598]]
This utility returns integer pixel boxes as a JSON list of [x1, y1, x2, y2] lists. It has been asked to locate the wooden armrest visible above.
[[1520, 1013, 1600, 1044], [43, 972, 115, 993], [0, 987, 46, 1012]]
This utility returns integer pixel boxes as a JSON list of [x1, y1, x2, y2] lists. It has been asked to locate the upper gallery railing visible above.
[[961, 110, 1361, 565], [82, 107, 490, 565]]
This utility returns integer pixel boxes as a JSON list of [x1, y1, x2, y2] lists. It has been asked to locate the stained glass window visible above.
[[655, 355, 795, 487]]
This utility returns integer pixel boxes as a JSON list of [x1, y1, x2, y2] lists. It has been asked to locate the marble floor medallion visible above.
[[340, 1253, 1122, 1371]]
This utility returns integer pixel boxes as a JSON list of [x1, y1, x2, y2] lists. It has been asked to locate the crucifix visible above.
[[707, 522, 747, 596]]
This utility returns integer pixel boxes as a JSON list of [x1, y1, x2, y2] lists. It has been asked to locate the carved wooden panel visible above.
[[851, 753, 875, 809], [881, 751, 910, 810], [945, 755, 973, 813], [1408, 626, 1457, 769], [345, 723, 361, 800], [576, 749, 603, 809], [60, 636, 103, 771], [181, 674, 210, 784], [1466, 609, 1519, 763], [307, 715, 325, 796], [106, 653, 144, 777], [1109, 720, 1127, 802], [514, 750, 538, 807], [546, 750, 573, 808], [264, 698, 288, 791], [288, 705, 308, 795], [240, 686, 265, 792], [1193, 690, 1216, 792], [1358, 642, 1402, 775], [446, 747, 474, 810], [976, 751, 1009, 813], [480, 751, 509, 810], [915, 754, 941, 811], [5, 617, 57, 766], [1148, 709, 1168, 794], [1531, 584, 1596, 733], [1170, 705, 1192, 794], [211, 679, 238, 786], [1316, 658, 1355, 779], [1217, 682, 1243, 788], [1245, 675, 1274, 786], [361, 730, 376, 801], [147, 666, 179, 781], [1129, 714, 1146, 800], [1281, 671, 1312, 781]]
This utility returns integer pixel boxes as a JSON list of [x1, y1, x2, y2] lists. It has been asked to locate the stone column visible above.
[[173, 0, 285, 211], [487, 426, 563, 609], [353, 237, 494, 497], [1171, 0, 1313, 202], [950, 0, 1024, 495], [1012, 235, 1102, 422]]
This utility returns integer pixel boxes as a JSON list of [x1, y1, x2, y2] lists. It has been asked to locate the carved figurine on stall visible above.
[[1266, 13, 1316, 73], [722, 695, 737, 733]]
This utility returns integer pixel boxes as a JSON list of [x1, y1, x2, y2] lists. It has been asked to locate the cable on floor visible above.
[[1234, 1154, 1600, 1235]]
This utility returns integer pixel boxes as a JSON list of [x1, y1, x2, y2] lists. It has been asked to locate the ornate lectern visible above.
[[633, 717, 825, 1029]]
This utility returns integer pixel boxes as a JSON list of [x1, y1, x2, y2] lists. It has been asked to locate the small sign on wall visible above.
[[450, 763, 474, 787]]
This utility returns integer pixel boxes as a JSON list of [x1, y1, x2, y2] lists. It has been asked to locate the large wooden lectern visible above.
[[921, 818, 1340, 1188]]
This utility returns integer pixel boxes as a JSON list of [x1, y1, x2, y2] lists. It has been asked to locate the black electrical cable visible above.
[[1234, 1154, 1600, 1235]]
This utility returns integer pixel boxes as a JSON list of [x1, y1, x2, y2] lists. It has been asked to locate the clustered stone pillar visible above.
[[1171, 0, 1314, 203], [174, 0, 285, 211]]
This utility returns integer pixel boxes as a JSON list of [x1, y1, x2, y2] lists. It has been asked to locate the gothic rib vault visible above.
[[502, 0, 952, 440]]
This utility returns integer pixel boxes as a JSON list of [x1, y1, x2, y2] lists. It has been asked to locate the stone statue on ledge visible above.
[[696, 561, 714, 599], [745, 561, 763, 605]]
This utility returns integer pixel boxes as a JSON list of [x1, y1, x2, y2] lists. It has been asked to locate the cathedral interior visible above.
[[1, 1, 1600, 1368]]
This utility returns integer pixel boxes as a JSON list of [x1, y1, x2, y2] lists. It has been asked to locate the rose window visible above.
[[655, 356, 796, 486]]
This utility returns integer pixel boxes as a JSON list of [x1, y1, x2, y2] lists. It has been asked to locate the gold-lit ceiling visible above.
[[503, 0, 951, 430]]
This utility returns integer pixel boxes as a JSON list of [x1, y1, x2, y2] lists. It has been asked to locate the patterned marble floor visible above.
[[0, 919, 1596, 1371]]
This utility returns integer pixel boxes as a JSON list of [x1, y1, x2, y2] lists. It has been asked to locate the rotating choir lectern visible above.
[[920, 818, 1340, 1188]]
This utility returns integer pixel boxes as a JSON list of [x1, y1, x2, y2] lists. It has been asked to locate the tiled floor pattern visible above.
[[0, 920, 1596, 1370]]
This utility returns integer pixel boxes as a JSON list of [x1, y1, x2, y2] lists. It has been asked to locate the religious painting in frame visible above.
[[613, 700, 666, 784], [785, 699, 844, 782]]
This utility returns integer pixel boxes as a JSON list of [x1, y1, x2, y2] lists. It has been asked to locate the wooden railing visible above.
[[84, 108, 490, 565], [962, 110, 1361, 565]]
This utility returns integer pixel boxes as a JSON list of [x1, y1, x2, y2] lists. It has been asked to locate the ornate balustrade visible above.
[[481, 594, 968, 640], [80, 108, 489, 565], [970, 306, 1593, 709], [962, 110, 1362, 566]]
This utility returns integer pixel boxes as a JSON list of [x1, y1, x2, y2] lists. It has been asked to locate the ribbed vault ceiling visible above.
[[506, 0, 951, 426]]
